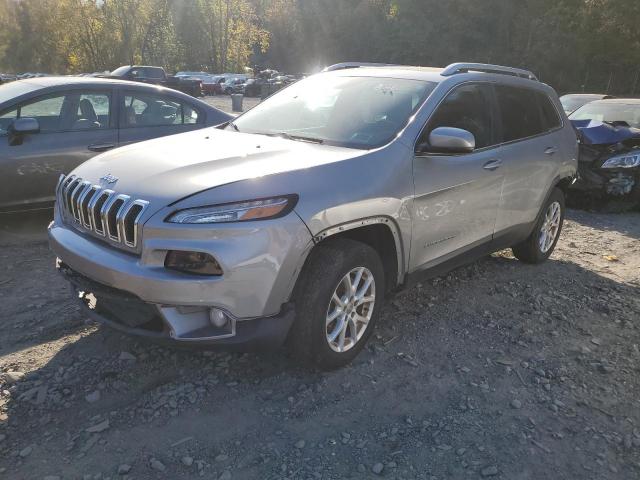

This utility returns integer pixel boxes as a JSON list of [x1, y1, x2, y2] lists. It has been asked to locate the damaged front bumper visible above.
[[57, 260, 295, 350]]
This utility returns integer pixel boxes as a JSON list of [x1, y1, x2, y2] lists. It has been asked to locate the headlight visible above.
[[601, 152, 640, 169], [166, 195, 297, 224]]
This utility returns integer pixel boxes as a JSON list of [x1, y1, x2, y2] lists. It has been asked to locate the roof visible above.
[[561, 93, 611, 98], [15, 76, 142, 88], [590, 98, 640, 105], [329, 66, 446, 83], [323, 62, 540, 84]]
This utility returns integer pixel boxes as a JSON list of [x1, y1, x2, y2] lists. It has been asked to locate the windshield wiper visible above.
[[270, 132, 324, 144], [218, 120, 240, 131]]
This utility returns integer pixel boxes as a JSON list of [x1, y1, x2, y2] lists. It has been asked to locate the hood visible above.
[[71, 127, 366, 206], [571, 119, 640, 146]]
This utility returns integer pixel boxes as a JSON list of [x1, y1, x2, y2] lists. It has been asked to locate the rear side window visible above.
[[424, 83, 496, 149], [495, 85, 544, 142], [537, 92, 562, 131], [122, 92, 201, 127]]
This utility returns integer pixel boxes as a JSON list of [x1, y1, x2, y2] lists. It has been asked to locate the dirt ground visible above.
[[0, 207, 638, 480]]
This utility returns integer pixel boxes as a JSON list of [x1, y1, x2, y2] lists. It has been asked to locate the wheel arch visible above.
[[310, 217, 405, 292]]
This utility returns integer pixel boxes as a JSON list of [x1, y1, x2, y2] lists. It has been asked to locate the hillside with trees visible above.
[[1, 0, 639, 94]]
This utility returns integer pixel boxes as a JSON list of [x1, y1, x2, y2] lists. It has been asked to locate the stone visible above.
[[372, 462, 384, 475], [481, 465, 499, 477], [85, 391, 101, 403], [511, 399, 522, 409], [150, 458, 166, 472], [19, 445, 33, 457], [119, 351, 136, 362], [219, 471, 232, 480], [117, 464, 131, 475], [86, 419, 109, 433], [182, 456, 194, 466], [3, 371, 25, 384], [295, 440, 306, 449]]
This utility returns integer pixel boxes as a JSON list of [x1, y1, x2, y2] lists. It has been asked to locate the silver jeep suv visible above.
[[49, 63, 577, 369]]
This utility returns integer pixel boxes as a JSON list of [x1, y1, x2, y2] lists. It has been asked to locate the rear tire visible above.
[[287, 238, 385, 370], [512, 188, 565, 264]]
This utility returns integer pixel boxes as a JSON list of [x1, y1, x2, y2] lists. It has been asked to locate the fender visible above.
[[312, 216, 406, 286]]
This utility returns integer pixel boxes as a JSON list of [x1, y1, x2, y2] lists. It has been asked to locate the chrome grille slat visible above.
[[79, 185, 99, 229], [71, 181, 91, 222], [55, 175, 148, 250]]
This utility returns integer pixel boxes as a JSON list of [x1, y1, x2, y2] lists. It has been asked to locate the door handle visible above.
[[544, 147, 557, 155], [483, 159, 503, 171], [88, 143, 116, 152]]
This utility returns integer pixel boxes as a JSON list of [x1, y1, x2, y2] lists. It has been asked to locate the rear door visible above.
[[410, 83, 504, 269], [117, 89, 206, 147], [0, 89, 116, 211], [493, 85, 564, 233]]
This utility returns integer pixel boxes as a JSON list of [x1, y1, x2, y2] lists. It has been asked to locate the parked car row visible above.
[[107, 66, 204, 98]]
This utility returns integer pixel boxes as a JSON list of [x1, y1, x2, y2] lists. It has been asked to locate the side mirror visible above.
[[8, 117, 40, 146], [418, 127, 476, 154]]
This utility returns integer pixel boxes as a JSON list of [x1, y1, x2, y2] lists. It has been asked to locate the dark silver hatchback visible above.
[[0, 77, 231, 213]]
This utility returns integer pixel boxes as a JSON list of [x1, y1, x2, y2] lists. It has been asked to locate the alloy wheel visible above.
[[539, 201, 562, 253], [325, 267, 376, 353]]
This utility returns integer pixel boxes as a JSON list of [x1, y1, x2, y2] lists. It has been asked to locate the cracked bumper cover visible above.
[[48, 210, 313, 349]]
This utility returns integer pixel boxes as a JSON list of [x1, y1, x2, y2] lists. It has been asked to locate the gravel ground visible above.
[[202, 95, 261, 115], [0, 208, 639, 480]]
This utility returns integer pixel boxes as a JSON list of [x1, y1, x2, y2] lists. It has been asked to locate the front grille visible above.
[[57, 174, 149, 250]]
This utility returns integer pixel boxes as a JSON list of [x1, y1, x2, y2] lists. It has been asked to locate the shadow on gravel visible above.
[[2, 252, 639, 479], [566, 208, 640, 240], [0, 209, 53, 246]]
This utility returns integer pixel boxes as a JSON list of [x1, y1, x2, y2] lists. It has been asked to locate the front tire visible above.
[[512, 187, 565, 264], [287, 238, 385, 370]]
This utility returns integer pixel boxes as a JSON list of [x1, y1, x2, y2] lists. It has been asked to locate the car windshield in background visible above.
[[110, 66, 130, 76], [231, 75, 437, 149], [569, 102, 640, 128], [561, 95, 602, 113]]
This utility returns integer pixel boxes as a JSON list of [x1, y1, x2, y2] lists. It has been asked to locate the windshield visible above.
[[110, 66, 130, 76], [0, 81, 41, 105], [569, 102, 640, 128], [560, 95, 604, 113], [231, 75, 436, 149]]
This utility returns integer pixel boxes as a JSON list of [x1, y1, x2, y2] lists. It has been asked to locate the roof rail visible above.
[[441, 63, 538, 81], [323, 62, 399, 72]]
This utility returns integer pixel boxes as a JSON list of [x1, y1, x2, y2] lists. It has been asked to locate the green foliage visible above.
[[0, 0, 638, 93]]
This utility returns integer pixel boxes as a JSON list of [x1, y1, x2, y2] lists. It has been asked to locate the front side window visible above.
[[1, 91, 112, 133], [231, 75, 437, 149], [122, 92, 201, 127], [495, 85, 544, 142], [422, 83, 495, 149], [18, 95, 65, 132]]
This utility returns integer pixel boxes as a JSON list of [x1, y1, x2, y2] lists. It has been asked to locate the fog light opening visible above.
[[209, 308, 229, 328], [165, 250, 223, 276]]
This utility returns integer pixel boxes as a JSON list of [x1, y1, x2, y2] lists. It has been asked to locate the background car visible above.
[[569, 98, 640, 206], [0, 77, 231, 213], [222, 77, 248, 94], [108, 66, 203, 97], [560, 93, 615, 115]]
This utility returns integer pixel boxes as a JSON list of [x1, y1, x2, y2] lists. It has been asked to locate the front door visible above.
[[0, 90, 116, 211], [410, 83, 504, 270]]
